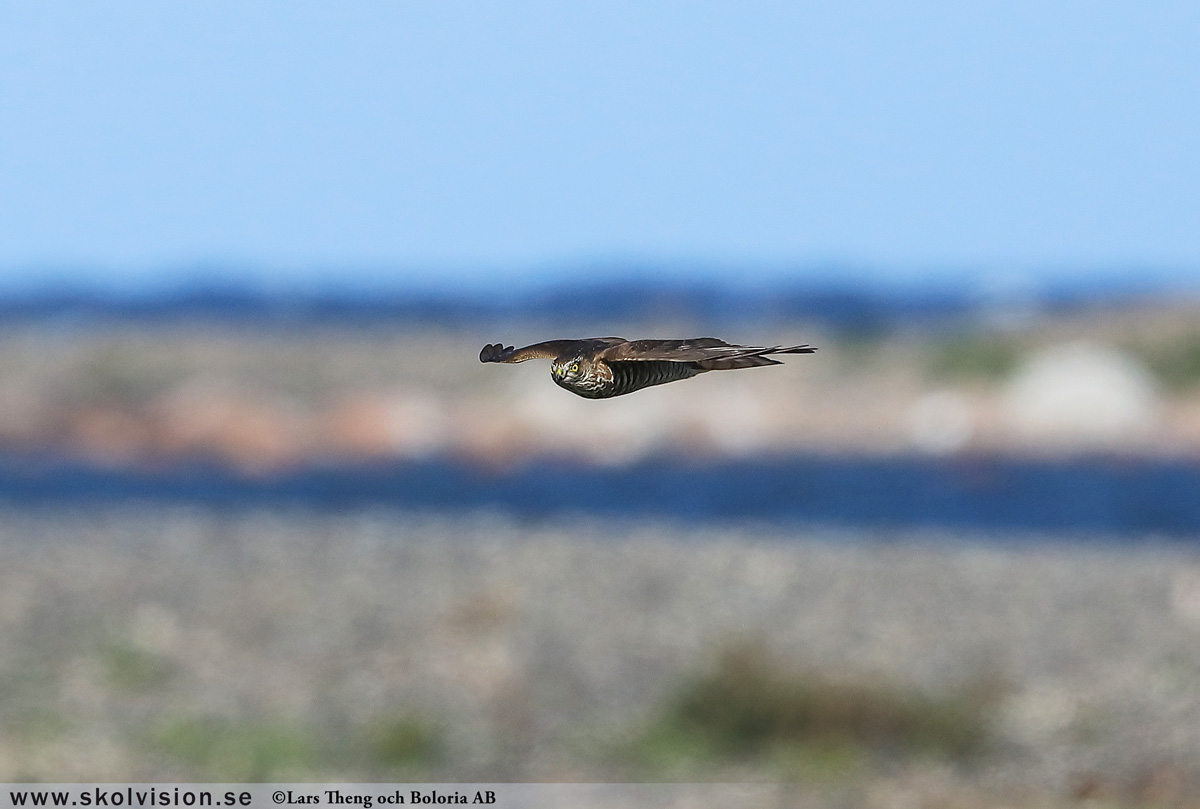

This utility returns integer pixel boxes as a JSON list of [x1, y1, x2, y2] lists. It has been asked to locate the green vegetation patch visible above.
[[1130, 333, 1200, 391], [152, 717, 317, 781], [150, 711, 443, 781], [363, 714, 443, 770], [5, 706, 68, 744], [633, 643, 997, 777], [70, 344, 188, 405], [925, 334, 1021, 381], [100, 643, 177, 692]]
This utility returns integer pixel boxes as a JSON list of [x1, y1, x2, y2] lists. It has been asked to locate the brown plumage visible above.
[[479, 337, 816, 399]]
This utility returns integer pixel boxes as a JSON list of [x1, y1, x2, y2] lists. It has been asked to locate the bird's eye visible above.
[[570, 363, 579, 373]]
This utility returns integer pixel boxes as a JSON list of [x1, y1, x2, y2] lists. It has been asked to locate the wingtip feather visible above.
[[479, 343, 513, 363]]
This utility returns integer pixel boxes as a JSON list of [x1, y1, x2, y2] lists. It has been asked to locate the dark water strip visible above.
[[1, 453, 1199, 537]]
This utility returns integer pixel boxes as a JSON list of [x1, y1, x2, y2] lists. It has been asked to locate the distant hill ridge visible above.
[[0, 275, 1176, 330]]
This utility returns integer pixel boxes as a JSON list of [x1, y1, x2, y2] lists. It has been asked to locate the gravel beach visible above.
[[3, 507, 1200, 806]]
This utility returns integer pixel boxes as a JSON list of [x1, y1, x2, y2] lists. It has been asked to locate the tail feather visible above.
[[697, 343, 815, 371], [698, 356, 781, 371]]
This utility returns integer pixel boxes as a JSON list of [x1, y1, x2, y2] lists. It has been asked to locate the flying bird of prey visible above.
[[479, 337, 816, 399]]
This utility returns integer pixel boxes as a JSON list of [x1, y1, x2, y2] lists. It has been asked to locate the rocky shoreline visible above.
[[3, 321, 1200, 473], [3, 507, 1200, 805]]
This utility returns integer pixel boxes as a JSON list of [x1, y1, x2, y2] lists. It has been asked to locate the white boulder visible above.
[[1004, 342, 1160, 446]]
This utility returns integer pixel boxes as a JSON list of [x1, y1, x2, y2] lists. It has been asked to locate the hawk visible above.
[[479, 337, 816, 399]]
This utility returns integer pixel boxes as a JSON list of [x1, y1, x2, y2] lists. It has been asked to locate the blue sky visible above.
[[1, 2, 1197, 292]]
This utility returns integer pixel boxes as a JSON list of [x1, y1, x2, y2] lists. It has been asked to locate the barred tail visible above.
[[698, 355, 782, 371], [698, 344, 815, 371]]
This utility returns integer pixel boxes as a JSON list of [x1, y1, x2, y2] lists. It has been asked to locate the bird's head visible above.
[[551, 356, 586, 383]]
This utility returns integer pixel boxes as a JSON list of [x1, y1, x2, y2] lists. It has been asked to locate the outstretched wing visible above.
[[598, 338, 816, 369], [479, 338, 625, 363]]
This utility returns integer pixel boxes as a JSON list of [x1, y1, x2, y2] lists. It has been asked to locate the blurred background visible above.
[[3, 2, 1200, 805]]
